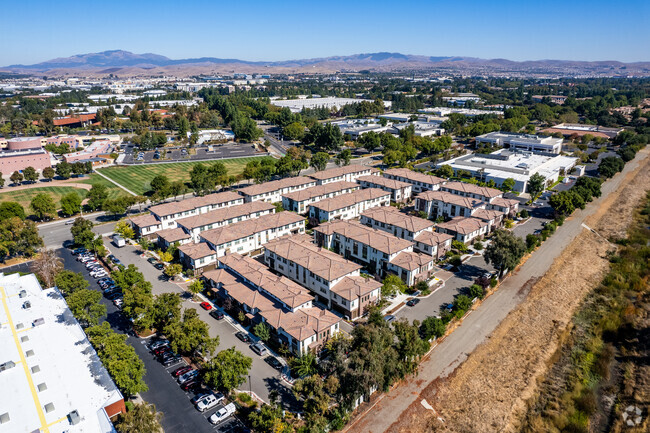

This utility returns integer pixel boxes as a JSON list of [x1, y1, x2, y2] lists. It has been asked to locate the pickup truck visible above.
[[208, 402, 236, 424]]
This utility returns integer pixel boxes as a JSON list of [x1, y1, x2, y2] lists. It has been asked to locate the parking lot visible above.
[[122, 143, 260, 165]]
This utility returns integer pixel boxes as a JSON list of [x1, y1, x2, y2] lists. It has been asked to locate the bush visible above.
[[420, 316, 446, 340], [453, 294, 472, 312], [473, 241, 484, 250], [490, 278, 498, 288], [519, 209, 529, 219], [449, 255, 462, 267], [469, 284, 484, 299], [452, 240, 468, 253], [555, 215, 565, 226], [526, 234, 540, 252], [415, 280, 428, 292]]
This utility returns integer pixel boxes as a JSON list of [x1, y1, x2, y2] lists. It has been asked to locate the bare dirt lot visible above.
[[388, 150, 650, 433]]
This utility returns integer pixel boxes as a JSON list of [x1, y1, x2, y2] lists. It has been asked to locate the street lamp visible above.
[[248, 375, 252, 398]]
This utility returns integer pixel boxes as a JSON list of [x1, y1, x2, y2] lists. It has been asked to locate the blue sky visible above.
[[1, 0, 648, 65]]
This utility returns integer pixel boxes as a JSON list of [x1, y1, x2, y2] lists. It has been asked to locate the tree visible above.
[[0, 217, 43, 260], [453, 294, 472, 312], [188, 279, 203, 298], [311, 122, 344, 151], [86, 322, 148, 396], [203, 347, 252, 392], [358, 131, 382, 152], [0, 201, 25, 220], [10, 171, 23, 185], [67, 288, 106, 327], [484, 229, 526, 277], [42, 166, 55, 181], [169, 180, 187, 200], [549, 190, 584, 216], [501, 177, 516, 192], [292, 352, 318, 377], [419, 316, 446, 340], [0, 173, 4, 188], [60, 192, 82, 216], [148, 293, 181, 332], [282, 122, 306, 141], [71, 217, 95, 248], [310, 152, 330, 172], [30, 248, 63, 288], [527, 173, 546, 198], [393, 319, 428, 374], [189, 163, 211, 195], [22, 166, 38, 183], [598, 156, 625, 178], [30, 193, 56, 221], [248, 403, 289, 433], [469, 283, 484, 299], [293, 374, 338, 428], [115, 221, 135, 239], [114, 402, 163, 433], [253, 322, 271, 342], [164, 263, 182, 278], [149, 174, 170, 198], [335, 149, 352, 166], [103, 196, 133, 219], [56, 161, 72, 179], [381, 274, 406, 297], [436, 164, 454, 178], [54, 270, 89, 295], [164, 308, 218, 356], [86, 184, 108, 211]]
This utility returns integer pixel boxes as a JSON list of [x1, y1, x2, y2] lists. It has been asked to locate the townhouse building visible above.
[[412, 230, 453, 260], [281, 181, 359, 214], [175, 201, 275, 242], [472, 208, 505, 232], [178, 212, 305, 273], [415, 190, 486, 219], [203, 254, 341, 355], [149, 191, 244, 230], [239, 176, 316, 203], [308, 188, 390, 223], [356, 175, 412, 203], [440, 181, 503, 203], [129, 214, 162, 239], [487, 196, 520, 217], [436, 217, 490, 244], [264, 235, 382, 320], [156, 227, 193, 249], [308, 164, 379, 185], [382, 168, 445, 193]]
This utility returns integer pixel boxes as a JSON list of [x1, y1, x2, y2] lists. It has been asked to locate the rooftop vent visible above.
[[20, 336, 29, 342], [68, 410, 80, 425], [22, 301, 31, 309], [37, 383, 47, 392], [18, 290, 26, 298], [15, 323, 23, 330], [25, 350, 34, 357], [44, 403, 55, 413], [31, 365, 40, 373], [0, 413, 9, 424], [0, 361, 15, 372], [32, 318, 44, 327]]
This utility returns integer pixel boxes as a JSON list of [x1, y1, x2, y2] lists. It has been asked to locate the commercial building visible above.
[[308, 165, 379, 185], [356, 175, 412, 203], [532, 95, 567, 105], [239, 176, 316, 203], [281, 181, 359, 214], [175, 201, 275, 242], [308, 188, 390, 223], [271, 97, 391, 113], [382, 168, 445, 193], [415, 190, 487, 219], [264, 235, 381, 320], [419, 107, 503, 117], [203, 254, 341, 355], [149, 191, 244, 231], [438, 149, 580, 193], [179, 212, 305, 272], [359, 206, 451, 259], [391, 121, 445, 137], [436, 217, 490, 244], [63, 139, 111, 163], [0, 148, 51, 173], [0, 272, 125, 433], [333, 120, 392, 139], [475, 131, 563, 154], [541, 123, 623, 139]]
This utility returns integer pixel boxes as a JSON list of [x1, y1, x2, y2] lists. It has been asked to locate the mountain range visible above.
[[3, 50, 649, 77]]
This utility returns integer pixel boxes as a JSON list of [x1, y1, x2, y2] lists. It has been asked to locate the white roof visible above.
[[0, 273, 122, 433]]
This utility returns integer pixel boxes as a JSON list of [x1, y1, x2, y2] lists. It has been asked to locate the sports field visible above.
[[97, 156, 268, 195]]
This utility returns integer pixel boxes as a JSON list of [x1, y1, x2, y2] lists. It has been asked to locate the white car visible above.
[[113, 298, 123, 308], [208, 403, 236, 424], [195, 394, 223, 412]]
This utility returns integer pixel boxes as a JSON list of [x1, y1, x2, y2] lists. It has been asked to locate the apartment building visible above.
[[239, 176, 316, 203], [436, 217, 490, 244], [487, 196, 520, 217], [175, 201, 275, 242], [156, 227, 193, 249], [179, 212, 305, 272], [149, 191, 244, 230], [472, 208, 505, 232], [308, 164, 379, 185], [382, 168, 445, 193], [412, 230, 453, 259], [415, 190, 486, 219], [440, 181, 503, 203], [203, 254, 341, 355], [386, 251, 436, 286], [264, 235, 381, 320], [281, 181, 359, 214], [308, 188, 390, 223], [129, 214, 163, 239], [356, 175, 412, 203]]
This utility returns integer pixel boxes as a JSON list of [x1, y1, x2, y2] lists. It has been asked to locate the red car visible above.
[[172, 366, 192, 378], [200, 302, 212, 311]]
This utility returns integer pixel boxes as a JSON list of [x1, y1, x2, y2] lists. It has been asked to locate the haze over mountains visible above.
[[3, 50, 649, 77]]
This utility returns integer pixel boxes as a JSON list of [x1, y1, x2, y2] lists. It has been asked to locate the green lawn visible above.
[[97, 156, 268, 195]]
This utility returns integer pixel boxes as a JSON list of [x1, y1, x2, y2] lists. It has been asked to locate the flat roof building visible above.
[[541, 123, 622, 139], [0, 272, 125, 433], [476, 131, 563, 154], [271, 97, 391, 113]]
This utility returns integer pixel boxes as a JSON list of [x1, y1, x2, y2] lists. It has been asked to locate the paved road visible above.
[[38, 214, 118, 249], [346, 148, 649, 433]]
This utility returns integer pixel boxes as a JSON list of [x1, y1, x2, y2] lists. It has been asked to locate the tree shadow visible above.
[[262, 376, 301, 411]]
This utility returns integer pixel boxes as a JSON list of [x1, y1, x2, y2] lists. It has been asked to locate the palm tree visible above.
[[291, 352, 318, 377]]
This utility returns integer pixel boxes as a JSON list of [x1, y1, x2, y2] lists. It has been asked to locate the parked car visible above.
[[384, 315, 396, 323], [172, 366, 192, 378], [190, 393, 211, 405], [196, 394, 220, 412], [208, 403, 236, 424], [235, 332, 251, 343], [154, 263, 164, 270], [147, 257, 158, 265], [162, 355, 183, 367], [149, 339, 169, 351], [113, 298, 123, 308], [105, 291, 122, 300], [178, 369, 199, 384], [72, 248, 87, 255], [250, 342, 268, 356], [209, 310, 224, 320], [200, 302, 212, 311], [181, 380, 201, 392], [406, 298, 420, 307], [264, 356, 282, 370]]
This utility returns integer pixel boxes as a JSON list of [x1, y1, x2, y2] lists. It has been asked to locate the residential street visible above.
[[345, 148, 650, 433]]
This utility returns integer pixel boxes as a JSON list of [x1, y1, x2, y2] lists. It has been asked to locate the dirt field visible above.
[[390, 151, 650, 433]]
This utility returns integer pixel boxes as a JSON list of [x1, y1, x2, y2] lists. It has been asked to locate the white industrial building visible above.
[[0, 272, 125, 433], [476, 131, 564, 154], [438, 149, 580, 193], [271, 97, 392, 113]]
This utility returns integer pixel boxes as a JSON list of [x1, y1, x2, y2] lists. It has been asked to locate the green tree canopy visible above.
[[0, 201, 26, 220], [86, 183, 108, 211], [60, 192, 82, 216], [484, 229, 526, 277], [203, 347, 252, 392], [164, 308, 218, 356], [30, 192, 56, 221], [54, 270, 89, 295], [67, 288, 106, 327]]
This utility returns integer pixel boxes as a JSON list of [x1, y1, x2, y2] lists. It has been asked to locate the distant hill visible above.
[[3, 50, 649, 77]]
